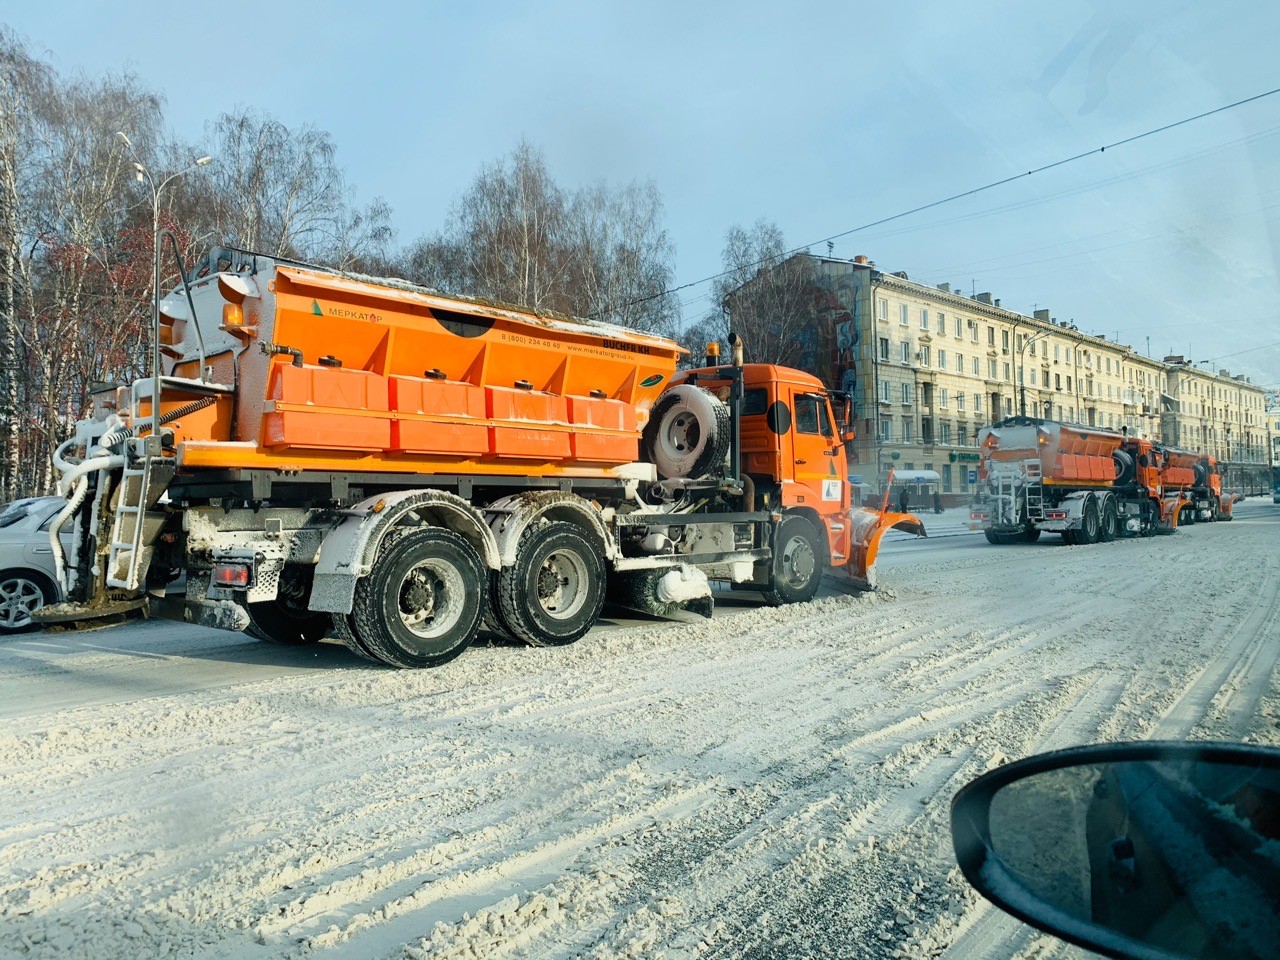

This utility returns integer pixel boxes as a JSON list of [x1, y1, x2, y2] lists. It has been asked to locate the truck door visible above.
[[788, 391, 843, 508]]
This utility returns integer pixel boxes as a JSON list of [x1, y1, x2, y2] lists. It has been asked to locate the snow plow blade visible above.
[[844, 507, 926, 591]]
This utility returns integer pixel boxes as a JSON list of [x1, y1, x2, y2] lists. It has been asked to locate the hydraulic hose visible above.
[[50, 453, 124, 593]]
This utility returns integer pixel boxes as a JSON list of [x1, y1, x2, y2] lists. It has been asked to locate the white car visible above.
[[0, 496, 68, 633]]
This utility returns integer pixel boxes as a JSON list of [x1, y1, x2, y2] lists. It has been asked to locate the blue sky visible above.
[[6, 1, 1280, 386]]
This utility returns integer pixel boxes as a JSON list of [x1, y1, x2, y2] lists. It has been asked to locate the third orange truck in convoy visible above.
[[970, 416, 1233, 545], [38, 246, 922, 667]]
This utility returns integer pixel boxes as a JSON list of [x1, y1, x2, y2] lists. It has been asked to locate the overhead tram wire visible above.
[[596, 84, 1280, 320]]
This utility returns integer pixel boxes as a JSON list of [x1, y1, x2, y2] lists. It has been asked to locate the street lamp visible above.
[[116, 132, 213, 431], [1017, 330, 1050, 416]]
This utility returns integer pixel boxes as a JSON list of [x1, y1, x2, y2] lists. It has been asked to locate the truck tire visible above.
[[1099, 498, 1118, 543], [1180, 505, 1196, 526], [1020, 526, 1041, 543], [496, 522, 605, 647], [244, 598, 329, 645], [642, 385, 730, 480], [984, 530, 1009, 545], [763, 515, 824, 606], [331, 612, 382, 663], [350, 527, 484, 668], [1077, 500, 1101, 545]]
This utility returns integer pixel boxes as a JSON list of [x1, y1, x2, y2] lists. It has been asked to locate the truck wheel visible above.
[[984, 530, 1008, 545], [1180, 506, 1195, 526], [1077, 501, 1101, 544], [764, 515, 824, 606], [497, 522, 605, 646], [351, 527, 484, 668], [642, 385, 730, 480], [244, 599, 329, 645], [331, 612, 382, 663], [1020, 526, 1041, 543], [1099, 499, 1119, 543]]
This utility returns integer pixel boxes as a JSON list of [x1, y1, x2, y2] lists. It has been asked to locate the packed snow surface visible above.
[[1, 503, 1277, 959]]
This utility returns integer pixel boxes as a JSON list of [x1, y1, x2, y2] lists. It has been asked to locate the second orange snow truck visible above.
[[40, 247, 922, 667], [970, 417, 1181, 545]]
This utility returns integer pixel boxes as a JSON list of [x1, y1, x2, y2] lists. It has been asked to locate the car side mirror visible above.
[[951, 741, 1280, 960]]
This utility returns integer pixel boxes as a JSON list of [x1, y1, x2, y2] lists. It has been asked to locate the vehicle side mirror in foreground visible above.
[[951, 742, 1280, 960]]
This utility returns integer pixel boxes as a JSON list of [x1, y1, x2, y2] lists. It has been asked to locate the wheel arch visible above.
[[486, 492, 616, 568], [311, 490, 499, 614]]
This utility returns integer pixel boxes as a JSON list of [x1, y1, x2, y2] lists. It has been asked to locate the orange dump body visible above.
[[154, 258, 683, 478], [983, 420, 1123, 486], [1159, 446, 1199, 490]]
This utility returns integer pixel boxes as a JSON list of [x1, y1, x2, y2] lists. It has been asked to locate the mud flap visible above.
[[844, 507, 926, 591]]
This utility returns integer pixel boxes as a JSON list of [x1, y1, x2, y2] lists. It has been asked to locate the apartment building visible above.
[[724, 253, 1270, 499], [1161, 359, 1271, 490]]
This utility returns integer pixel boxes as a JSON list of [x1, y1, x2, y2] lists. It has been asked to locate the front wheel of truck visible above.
[[351, 527, 484, 668], [763, 515, 824, 606]]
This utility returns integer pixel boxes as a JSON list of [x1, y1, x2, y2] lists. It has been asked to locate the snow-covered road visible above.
[[2, 502, 1277, 960]]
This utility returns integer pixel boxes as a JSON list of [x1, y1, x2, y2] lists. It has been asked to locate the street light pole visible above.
[[116, 132, 212, 415]]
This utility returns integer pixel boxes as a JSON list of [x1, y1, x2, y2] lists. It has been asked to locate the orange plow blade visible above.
[[844, 507, 926, 591]]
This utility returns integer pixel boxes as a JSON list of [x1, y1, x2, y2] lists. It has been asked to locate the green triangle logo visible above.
[[311, 299, 323, 316], [828, 459, 837, 476]]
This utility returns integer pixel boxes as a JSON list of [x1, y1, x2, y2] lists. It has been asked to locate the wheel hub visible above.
[[0, 576, 44, 630]]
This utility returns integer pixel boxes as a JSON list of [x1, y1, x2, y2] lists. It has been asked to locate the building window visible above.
[[1041, 341, 1048, 358], [1002, 330, 1010, 350], [902, 418, 913, 442], [899, 303, 909, 325], [1030, 369, 1038, 387], [920, 308, 929, 330], [901, 341, 912, 364], [955, 316, 963, 337], [878, 299, 888, 320], [902, 383, 913, 406], [988, 326, 996, 346], [941, 422, 952, 444], [880, 381, 892, 403], [971, 321, 979, 342], [958, 392, 967, 412], [938, 348, 947, 369], [920, 345, 931, 367], [972, 357, 980, 376], [940, 388, 949, 409], [988, 359, 998, 379], [937, 312, 946, 333], [1003, 362, 1011, 381], [880, 418, 892, 440], [1055, 373, 1061, 390], [974, 393, 983, 414], [1054, 343, 1061, 361], [879, 337, 889, 360]]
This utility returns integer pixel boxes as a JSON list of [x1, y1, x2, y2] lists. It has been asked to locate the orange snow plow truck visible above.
[[970, 417, 1185, 544], [38, 247, 922, 667]]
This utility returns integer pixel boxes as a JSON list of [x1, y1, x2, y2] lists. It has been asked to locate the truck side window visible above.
[[742, 388, 768, 416], [795, 394, 830, 435]]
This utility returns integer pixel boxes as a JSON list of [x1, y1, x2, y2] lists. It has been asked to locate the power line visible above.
[[1199, 340, 1280, 363], [599, 84, 1280, 318]]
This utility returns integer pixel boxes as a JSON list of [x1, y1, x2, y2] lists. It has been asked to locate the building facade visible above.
[[724, 253, 1271, 500]]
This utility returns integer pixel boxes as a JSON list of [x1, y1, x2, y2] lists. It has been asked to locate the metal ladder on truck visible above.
[[105, 448, 175, 591], [1023, 460, 1044, 521]]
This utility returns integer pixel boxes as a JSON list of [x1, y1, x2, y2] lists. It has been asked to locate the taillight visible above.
[[212, 562, 252, 588]]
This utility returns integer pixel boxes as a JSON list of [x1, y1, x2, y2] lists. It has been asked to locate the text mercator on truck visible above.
[[39, 246, 923, 668]]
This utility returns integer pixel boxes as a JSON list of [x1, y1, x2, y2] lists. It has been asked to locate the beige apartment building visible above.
[[726, 253, 1271, 499], [1160, 359, 1271, 489]]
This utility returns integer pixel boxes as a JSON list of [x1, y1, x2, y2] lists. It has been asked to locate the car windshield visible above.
[[0, 499, 40, 529]]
